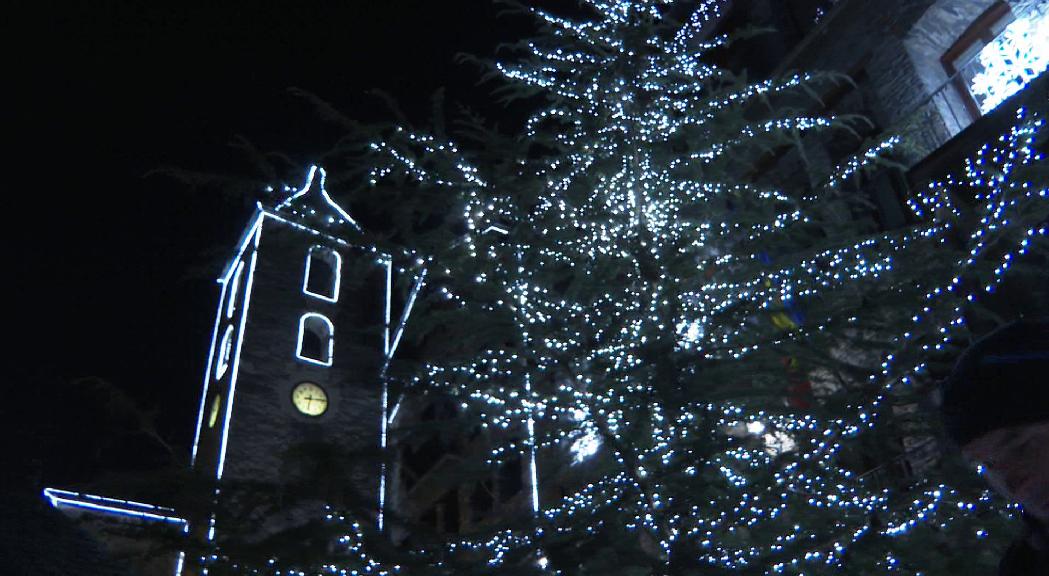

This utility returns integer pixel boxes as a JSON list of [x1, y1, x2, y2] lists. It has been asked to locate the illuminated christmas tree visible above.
[[364, 1, 1049, 574], [206, 1, 1048, 574]]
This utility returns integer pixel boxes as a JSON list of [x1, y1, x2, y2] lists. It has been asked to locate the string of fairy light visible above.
[[202, 1, 1049, 575], [352, 1, 1048, 572]]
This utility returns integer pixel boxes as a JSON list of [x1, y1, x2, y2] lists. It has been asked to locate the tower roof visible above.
[[274, 165, 362, 235]]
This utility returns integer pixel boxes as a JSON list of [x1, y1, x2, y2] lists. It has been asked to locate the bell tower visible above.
[[189, 166, 425, 544]]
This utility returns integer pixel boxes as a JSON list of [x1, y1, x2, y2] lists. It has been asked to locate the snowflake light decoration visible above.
[[969, 8, 1049, 114]]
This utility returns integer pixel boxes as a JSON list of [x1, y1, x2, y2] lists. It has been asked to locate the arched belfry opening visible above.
[[297, 313, 334, 366], [304, 245, 341, 301]]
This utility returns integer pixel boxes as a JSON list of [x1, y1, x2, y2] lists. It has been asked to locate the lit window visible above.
[[215, 325, 234, 380], [226, 261, 244, 319], [943, 3, 1048, 118], [207, 394, 222, 428], [297, 313, 334, 366], [303, 246, 341, 302], [968, 8, 1048, 113]]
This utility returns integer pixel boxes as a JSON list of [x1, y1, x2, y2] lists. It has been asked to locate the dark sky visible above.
[[9, 1, 534, 480]]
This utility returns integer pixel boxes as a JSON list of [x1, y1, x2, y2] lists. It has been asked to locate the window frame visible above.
[[296, 312, 334, 367], [940, 1, 1015, 121], [215, 325, 235, 380], [303, 245, 342, 303]]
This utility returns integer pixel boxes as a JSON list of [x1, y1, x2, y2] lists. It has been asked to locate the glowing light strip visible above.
[[216, 221, 263, 480], [515, 237, 540, 515], [191, 287, 228, 465], [276, 165, 362, 232], [261, 209, 393, 274], [526, 372, 540, 515], [385, 259, 392, 356], [191, 212, 263, 465], [43, 488, 186, 525], [378, 261, 433, 530], [303, 246, 342, 303], [295, 312, 335, 367], [217, 210, 265, 284], [379, 291, 425, 473], [174, 551, 185, 576], [258, 207, 395, 266], [381, 417, 390, 530], [320, 183, 361, 231], [259, 205, 350, 247], [378, 258, 393, 531], [378, 266, 427, 529], [207, 513, 216, 541], [387, 268, 427, 360], [44, 488, 178, 512]]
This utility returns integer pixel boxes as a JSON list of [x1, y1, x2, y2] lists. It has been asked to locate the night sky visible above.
[[9, 1, 535, 483]]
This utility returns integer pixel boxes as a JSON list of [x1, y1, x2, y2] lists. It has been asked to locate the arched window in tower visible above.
[[215, 325, 234, 380], [297, 313, 334, 366], [226, 260, 245, 319], [303, 246, 341, 302]]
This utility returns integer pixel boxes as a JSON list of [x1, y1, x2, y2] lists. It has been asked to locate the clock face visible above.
[[291, 382, 328, 417]]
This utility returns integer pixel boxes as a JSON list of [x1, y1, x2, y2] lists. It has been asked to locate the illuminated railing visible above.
[[42, 487, 187, 525]]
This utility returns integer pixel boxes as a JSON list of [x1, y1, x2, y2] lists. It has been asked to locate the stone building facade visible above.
[[191, 169, 400, 544], [42, 167, 427, 575], [719, 0, 1048, 480]]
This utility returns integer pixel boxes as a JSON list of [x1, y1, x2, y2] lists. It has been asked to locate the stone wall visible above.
[[753, 0, 1042, 226], [777, 0, 1039, 161]]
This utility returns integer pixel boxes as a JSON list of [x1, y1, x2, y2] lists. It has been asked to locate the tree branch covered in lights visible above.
[[210, 1, 1049, 574]]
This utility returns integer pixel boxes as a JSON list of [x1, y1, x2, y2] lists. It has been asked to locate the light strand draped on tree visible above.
[[362, 2, 1049, 574], [206, 1, 1049, 574]]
